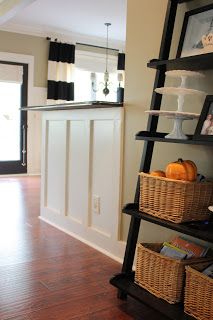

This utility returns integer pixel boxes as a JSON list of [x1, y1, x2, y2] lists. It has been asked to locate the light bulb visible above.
[[104, 71, 109, 82]]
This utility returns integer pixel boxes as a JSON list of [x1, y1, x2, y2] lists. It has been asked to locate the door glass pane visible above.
[[0, 82, 21, 161]]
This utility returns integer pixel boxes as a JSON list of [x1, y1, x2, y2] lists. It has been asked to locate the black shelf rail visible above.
[[135, 131, 213, 146], [123, 203, 213, 243], [110, 273, 194, 320], [147, 53, 213, 71]]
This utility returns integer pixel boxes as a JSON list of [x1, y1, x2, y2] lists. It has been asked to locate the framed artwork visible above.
[[177, 4, 213, 58], [194, 95, 213, 141]]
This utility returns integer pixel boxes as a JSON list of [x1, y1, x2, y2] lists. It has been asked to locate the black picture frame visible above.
[[176, 4, 213, 58], [194, 95, 213, 142]]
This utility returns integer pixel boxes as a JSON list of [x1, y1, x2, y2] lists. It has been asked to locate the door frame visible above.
[[0, 52, 36, 175], [0, 61, 28, 174]]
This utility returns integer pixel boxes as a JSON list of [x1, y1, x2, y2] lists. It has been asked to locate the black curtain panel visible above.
[[47, 41, 75, 103], [117, 52, 125, 103], [117, 52, 125, 70]]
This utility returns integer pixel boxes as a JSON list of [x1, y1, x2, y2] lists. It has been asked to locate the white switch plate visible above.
[[93, 195, 100, 214]]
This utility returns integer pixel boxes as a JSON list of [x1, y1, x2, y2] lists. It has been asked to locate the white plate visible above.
[[165, 70, 205, 78], [145, 110, 200, 120], [155, 87, 206, 96]]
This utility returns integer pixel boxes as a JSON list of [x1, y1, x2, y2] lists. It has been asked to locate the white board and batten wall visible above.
[[40, 107, 125, 261]]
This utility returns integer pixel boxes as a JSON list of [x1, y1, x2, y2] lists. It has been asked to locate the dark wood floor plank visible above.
[[0, 177, 165, 320], [0, 280, 115, 319], [24, 292, 126, 320], [70, 307, 134, 320], [5, 316, 30, 320]]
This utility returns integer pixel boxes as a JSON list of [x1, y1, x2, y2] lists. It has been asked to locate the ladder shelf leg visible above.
[[117, 215, 141, 299]]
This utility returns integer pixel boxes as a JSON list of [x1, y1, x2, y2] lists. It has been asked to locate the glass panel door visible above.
[[0, 62, 28, 174]]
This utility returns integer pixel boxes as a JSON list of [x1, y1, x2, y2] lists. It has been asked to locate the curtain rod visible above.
[[46, 37, 58, 41], [46, 38, 119, 52], [76, 42, 119, 52]]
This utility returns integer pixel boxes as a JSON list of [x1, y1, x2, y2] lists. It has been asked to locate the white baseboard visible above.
[[39, 215, 125, 264]]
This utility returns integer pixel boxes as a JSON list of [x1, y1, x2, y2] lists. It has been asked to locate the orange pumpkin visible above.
[[150, 170, 166, 177], [165, 158, 197, 181]]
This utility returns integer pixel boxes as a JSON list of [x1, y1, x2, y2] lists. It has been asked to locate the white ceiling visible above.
[[0, 0, 127, 48]]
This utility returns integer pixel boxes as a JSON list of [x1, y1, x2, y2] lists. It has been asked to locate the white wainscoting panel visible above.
[[46, 120, 67, 214], [40, 107, 125, 260], [90, 120, 115, 238], [66, 120, 89, 225]]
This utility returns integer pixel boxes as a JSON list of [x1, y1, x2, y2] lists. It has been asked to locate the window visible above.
[[75, 45, 118, 102], [74, 68, 93, 102]]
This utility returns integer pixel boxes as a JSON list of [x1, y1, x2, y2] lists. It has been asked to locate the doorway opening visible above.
[[0, 61, 28, 174]]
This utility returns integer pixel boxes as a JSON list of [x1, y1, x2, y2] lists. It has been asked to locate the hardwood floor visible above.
[[0, 176, 165, 320]]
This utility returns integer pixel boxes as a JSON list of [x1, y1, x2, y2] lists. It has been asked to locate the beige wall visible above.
[[123, 0, 213, 243], [0, 30, 48, 87]]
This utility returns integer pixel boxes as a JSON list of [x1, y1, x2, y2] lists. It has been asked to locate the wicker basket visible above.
[[139, 172, 213, 223], [135, 243, 213, 304], [184, 262, 213, 320]]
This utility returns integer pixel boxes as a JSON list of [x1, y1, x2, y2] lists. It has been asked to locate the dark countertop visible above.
[[21, 101, 123, 111]]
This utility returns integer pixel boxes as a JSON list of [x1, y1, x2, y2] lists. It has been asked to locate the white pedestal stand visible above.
[[145, 70, 206, 139], [145, 110, 200, 139], [165, 115, 193, 140]]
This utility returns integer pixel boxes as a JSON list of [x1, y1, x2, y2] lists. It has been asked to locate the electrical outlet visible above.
[[93, 195, 100, 214]]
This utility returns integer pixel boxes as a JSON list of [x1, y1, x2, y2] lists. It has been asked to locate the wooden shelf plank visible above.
[[135, 131, 213, 146], [123, 203, 213, 243], [110, 274, 194, 320], [147, 53, 213, 71]]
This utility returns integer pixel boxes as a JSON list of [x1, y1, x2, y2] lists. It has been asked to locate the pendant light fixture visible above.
[[91, 22, 112, 97]]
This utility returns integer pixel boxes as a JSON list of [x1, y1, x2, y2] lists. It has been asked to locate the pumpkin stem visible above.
[[178, 158, 183, 163]]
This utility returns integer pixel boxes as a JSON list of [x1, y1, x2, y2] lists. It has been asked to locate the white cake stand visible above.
[[145, 110, 200, 140], [155, 87, 206, 112], [151, 70, 205, 139], [165, 70, 205, 78], [156, 70, 206, 112], [165, 70, 205, 90], [165, 70, 205, 84]]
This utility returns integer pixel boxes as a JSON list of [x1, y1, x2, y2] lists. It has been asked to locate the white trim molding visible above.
[[39, 216, 126, 263]]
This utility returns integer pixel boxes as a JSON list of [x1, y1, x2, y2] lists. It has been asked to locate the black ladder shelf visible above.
[[109, 0, 213, 319]]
